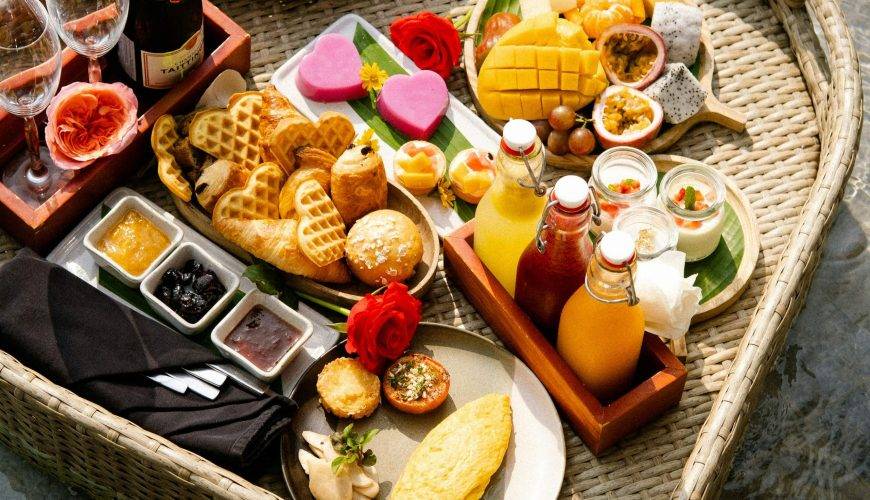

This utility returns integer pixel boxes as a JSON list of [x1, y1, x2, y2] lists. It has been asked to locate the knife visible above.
[[167, 372, 220, 400], [147, 374, 187, 394], [183, 366, 228, 387], [206, 363, 270, 396]]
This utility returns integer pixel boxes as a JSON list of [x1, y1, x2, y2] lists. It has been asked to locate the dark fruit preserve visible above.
[[155, 259, 226, 323], [224, 306, 302, 371]]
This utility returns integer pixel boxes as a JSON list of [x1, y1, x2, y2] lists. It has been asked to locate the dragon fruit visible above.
[[643, 63, 707, 124], [651, 3, 703, 66]]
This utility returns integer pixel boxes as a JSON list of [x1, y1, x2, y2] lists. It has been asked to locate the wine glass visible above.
[[46, 0, 129, 82], [0, 0, 66, 207]]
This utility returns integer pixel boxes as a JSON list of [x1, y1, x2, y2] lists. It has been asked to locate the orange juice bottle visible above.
[[557, 230, 644, 400], [474, 119, 547, 296]]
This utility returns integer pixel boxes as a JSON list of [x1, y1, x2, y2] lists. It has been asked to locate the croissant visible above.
[[259, 84, 302, 169], [214, 217, 350, 283]]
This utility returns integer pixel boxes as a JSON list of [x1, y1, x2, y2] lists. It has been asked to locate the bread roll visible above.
[[294, 146, 336, 172], [195, 160, 250, 213], [345, 209, 423, 286], [278, 168, 331, 219], [331, 144, 387, 225]]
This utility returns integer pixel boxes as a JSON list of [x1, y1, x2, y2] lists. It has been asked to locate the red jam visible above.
[[224, 306, 303, 371]]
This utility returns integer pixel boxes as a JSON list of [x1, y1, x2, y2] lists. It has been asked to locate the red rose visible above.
[[390, 12, 461, 80], [346, 282, 422, 374]]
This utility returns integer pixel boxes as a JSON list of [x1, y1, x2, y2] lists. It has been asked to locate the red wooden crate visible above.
[[443, 220, 687, 454], [0, 1, 250, 252]]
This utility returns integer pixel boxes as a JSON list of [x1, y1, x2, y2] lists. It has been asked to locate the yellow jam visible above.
[[97, 210, 170, 276]]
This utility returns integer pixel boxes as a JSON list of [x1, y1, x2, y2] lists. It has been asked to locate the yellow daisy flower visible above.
[[359, 62, 388, 93], [355, 128, 380, 153]]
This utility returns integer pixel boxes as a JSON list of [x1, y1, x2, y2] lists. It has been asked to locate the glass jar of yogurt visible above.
[[590, 147, 658, 232], [614, 206, 678, 261], [658, 163, 726, 262]]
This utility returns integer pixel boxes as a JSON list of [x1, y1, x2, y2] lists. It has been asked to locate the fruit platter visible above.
[[464, 0, 747, 169]]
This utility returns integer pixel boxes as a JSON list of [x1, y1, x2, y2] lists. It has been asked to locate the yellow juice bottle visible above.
[[474, 119, 547, 296], [557, 230, 645, 400]]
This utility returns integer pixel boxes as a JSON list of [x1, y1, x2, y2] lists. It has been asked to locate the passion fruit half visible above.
[[596, 24, 667, 89], [592, 85, 663, 149]]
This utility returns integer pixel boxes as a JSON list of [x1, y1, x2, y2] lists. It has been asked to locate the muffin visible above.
[[316, 357, 380, 419], [345, 210, 423, 287]]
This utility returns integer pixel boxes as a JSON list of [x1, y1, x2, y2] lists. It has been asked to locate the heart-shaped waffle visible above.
[[189, 91, 263, 171], [269, 112, 355, 171], [295, 179, 346, 267], [212, 162, 286, 224], [151, 114, 192, 201]]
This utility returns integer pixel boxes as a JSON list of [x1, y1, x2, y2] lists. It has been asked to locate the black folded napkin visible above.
[[0, 250, 294, 470]]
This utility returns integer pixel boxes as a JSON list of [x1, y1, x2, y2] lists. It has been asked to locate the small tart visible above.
[[447, 148, 496, 204], [316, 357, 381, 419], [393, 141, 446, 196], [382, 354, 450, 415]]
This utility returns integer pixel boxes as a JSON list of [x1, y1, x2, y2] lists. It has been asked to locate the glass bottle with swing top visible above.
[[473, 119, 547, 297], [515, 175, 595, 339], [557, 230, 645, 401]]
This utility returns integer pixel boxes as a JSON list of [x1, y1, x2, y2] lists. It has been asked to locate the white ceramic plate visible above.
[[282, 323, 566, 499], [271, 14, 501, 236]]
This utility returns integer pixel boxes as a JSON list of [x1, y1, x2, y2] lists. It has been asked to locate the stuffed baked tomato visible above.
[[592, 85, 663, 149], [382, 354, 450, 414]]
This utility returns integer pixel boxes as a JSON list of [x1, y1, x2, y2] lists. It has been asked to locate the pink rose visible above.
[[45, 82, 138, 170]]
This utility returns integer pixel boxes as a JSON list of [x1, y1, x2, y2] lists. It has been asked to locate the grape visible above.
[[547, 105, 575, 131], [547, 130, 570, 155], [568, 127, 596, 156], [531, 119, 552, 143]]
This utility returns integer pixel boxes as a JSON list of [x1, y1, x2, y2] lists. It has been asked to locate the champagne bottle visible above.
[[117, 0, 204, 90]]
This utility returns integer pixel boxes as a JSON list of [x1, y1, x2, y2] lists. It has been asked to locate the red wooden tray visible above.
[[0, 1, 250, 253], [443, 220, 687, 454]]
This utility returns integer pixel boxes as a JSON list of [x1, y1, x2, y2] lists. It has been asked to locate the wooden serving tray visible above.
[[172, 181, 440, 308], [443, 220, 687, 454], [462, 0, 747, 169], [0, 1, 250, 253]]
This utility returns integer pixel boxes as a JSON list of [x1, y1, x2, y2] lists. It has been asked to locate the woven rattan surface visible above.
[[0, 0, 860, 498]]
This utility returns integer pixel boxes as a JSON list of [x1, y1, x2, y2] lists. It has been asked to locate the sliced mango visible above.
[[477, 13, 607, 121], [398, 152, 432, 173], [398, 171, 438, 190]]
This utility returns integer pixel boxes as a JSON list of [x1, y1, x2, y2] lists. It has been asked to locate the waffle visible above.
[[212, 162, 286, 224], [151, 114, 191, 202], [294, 179, 346, 267], [189, 91, 263, 171], [269, 112, 355, 171]]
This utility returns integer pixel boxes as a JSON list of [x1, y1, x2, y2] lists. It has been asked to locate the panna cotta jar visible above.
[[614, 206, 679, 261], [590, 147, 658, 232], [658, 163, 726, 262]]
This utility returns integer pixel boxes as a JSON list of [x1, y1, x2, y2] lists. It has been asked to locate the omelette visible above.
[[391, 393, 512, 500]]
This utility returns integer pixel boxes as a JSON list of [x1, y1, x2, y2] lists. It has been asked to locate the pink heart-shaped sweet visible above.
[[377, 71, 448, 140], [296, 33, 367, 102]]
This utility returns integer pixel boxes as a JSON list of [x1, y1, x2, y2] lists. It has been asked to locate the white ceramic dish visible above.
[[83, 195, 183, 287], [49, 188, 341, 392], [270, 14, 501, 236], [211, 291, 314, 382], [140, 242, 241, 335]]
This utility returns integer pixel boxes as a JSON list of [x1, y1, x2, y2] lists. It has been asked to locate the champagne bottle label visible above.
[[140, 25, 204, 89], [117, 32, 136, 81]]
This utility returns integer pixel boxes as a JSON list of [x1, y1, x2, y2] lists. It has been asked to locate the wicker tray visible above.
[[0, 0, 860, 498]]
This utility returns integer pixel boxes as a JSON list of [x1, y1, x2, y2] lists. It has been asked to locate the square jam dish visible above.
[[211, 292, 314, 382], [83, 195, 183, 288], [140, 242, 241, 335]]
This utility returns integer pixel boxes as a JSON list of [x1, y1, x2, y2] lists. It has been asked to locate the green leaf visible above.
[[361, 450, 377, 467], [454, 198, 477, 222], [331, 456, 350, 475], [476, 0, 522, 44], [328, 322, 348, 333], [242, 260, 299, 308], [360, 428, 380, 446]]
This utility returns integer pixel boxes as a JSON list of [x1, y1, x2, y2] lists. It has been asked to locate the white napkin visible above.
[[634, 251, 702, 339], [196, 69, 247, 109]]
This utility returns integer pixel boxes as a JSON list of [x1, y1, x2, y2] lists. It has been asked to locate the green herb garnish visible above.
[[330, 424, 379, 474], [684, 185, 696, 211]]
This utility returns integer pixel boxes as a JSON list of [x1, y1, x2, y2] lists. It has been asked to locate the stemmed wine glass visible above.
[[0, 0, 66, 207], [46, 0, 129, 82]]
